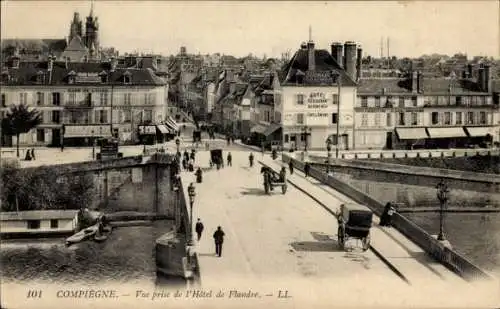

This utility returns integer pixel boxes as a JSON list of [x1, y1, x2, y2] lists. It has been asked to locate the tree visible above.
[[3, 104, 42, 157]]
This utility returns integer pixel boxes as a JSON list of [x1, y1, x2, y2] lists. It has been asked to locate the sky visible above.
[[1, 1, 499, 59]]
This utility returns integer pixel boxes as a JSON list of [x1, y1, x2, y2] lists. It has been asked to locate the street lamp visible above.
[[187, 182, 196, 246], [436, 179, 449, 241], [326, 138, 332, 174]]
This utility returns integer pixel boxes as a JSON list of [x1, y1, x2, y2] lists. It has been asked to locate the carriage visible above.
[[209, 149, 223, 169], [260, 166, 287, 194], [337, 203, 373, 251]]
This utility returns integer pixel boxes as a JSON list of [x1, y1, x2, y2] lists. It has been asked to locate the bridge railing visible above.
[[282, 153, 493, 282]]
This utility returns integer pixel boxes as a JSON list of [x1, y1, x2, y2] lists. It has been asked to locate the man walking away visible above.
[[195, 218, 204, 241], [213, 226, 225, 257], [304, 162, 311, 178], [31, 148, 36, 160], [288, 160, 294, 175], [227, 152, 232, 167]]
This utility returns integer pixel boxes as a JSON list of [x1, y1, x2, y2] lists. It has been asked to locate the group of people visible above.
[[195, 218, 226, 257], [24, 148, 36, 161], [181, 149, 196, 172]]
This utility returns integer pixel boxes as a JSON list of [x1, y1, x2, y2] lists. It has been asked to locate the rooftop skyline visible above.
[[1, 1, 499, 59]]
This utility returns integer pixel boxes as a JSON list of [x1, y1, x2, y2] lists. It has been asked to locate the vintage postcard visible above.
[[1, 1, 499, 308]]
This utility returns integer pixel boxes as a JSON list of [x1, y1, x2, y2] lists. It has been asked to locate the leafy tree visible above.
[[3, 104, 42, 157]]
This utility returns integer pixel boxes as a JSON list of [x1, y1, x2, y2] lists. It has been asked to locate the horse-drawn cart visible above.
[[337, 203, 373, 251], [260, 166, 287, 194]]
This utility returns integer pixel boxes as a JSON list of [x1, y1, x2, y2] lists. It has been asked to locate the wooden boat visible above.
[[65, 223, 99, 246]]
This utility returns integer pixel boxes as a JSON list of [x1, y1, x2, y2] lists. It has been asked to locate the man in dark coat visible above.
[[227, 152, 232, 167], [195, 218, 204, 241], [288, 161, 294, 175], [304, 162, 311, 178], [213, 226, 225, 257]]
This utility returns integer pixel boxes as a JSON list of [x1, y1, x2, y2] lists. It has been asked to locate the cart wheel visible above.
[[282, 184, 287, 194], [362, 233, 371, 251]]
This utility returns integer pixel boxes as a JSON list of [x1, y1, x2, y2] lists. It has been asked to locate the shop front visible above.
[[63, 125, 112, 147], [394, 127, 429, 150], [464, 126, 497, 147], [425, 127, 468, 149], [138, 125, 157, 145]]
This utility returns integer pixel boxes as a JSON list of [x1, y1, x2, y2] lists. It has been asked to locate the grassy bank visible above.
[[371, 155, 500, 174]]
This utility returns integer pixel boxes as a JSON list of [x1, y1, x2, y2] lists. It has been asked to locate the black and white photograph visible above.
[[0, 1, 499, 308]]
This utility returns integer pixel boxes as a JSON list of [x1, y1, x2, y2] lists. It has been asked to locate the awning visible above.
[[157, 125, 170, 134], [63, 125, 111, 138], [395, 127, 428, 140], [426, 127, 467, 138], [165, 117, 179, 131], [464, 126, 496, 137], [250, 124, 267, 134], [263, 124, 281, 137]]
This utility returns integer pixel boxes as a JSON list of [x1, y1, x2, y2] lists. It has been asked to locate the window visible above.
[[332, 94, 339, 105], [296, 113, 304, 124], [479, 112, 487, 125], [52, 92, 61, 106], [1, 93, 5, 107], [143, 110, 153, 123], [374, 113, 381, 126], [52, 111, 61, 124], [467, 112, 474, 124], [50, 219, 58, 229], [385, 96, 392, 108], [411, 96, 417, 107], [85, 93, 92, 106], [456, 96, 462, 105], [386, 113, 392, 127], [284, 134, 289, 143], [331, 113, 338, 124], [398, 112, 405, 126], [374, 96, 380, 107], [100, 92, 108, 106], [68, 92, 77, 105], [19, 92, 28, 105], [411, 112, 418, 125], [36, 129, 45, 142], [36, 92, 44, 106], [124, 75, 131, 84], [124, 93, 131, 105], [95, 110, 108, 124], [361, 113, 368, 126], [478, 97, 486, 105], [296, 94, 304, 105], [361, 96, 367, 107], [444, 112, 451, 125], [27, 220, 40, 229], [456, 112, 462, 125], [123, 110, 131, 123], [398, 97, 404, 108], [431, 112, 439, 125]]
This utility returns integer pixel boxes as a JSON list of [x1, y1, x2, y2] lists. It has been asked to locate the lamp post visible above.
[[326, 138, 332, 174], [187, 182, 196, 246], [436, 180, 449, 241], [330, 71, 342, 159], [91, 130, 95, 159]]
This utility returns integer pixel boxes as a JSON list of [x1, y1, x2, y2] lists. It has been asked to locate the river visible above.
[[0, 221, 186, 287]]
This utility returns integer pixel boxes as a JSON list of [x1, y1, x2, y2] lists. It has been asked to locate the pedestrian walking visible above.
[[288, 160, 294, 175], [227, 152, 232, 167], [227, 137, 230, 146], [31, 148, 36, 160], [195, 218, 204, 241], [261, 143, 265, 158], [304, 162, 311, 178], [213, 226, 225, 257]]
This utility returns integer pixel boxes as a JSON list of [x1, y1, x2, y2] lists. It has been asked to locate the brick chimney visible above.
[[343, 41, 357, 81], [356, 46, 362, 82], [477, 64, 484, 91], [331, 42, 343, 68], [481, 64, 491, 92], [307, 40, 315, 71]]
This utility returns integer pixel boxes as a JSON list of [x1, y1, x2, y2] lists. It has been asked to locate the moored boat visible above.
[[65, 223, 99, 246]]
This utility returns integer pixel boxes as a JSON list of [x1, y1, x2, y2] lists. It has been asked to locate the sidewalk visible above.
[[260, 156, 468, 286]]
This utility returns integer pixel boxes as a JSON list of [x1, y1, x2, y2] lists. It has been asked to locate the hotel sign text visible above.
[[307, 92, 328, 109], [304, 71, 339, 85]]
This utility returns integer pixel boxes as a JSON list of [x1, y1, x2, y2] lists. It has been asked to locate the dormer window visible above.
[[99, 71, 108, 83], [67, 70, 76, 84], [11, 58, 20, 69], [123, 71, 132, 84]]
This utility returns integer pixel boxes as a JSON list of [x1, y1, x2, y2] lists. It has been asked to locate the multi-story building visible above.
[[0, 56, 170, 147], [274, 40, 360, 150], [357, 64, 499, 150]]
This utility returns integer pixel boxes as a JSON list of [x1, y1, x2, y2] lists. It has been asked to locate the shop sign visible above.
[[307, 92, 330, 109], [64, 125, 111, 137], [304, 71, 339, 85], [138, 125, 156, 135]]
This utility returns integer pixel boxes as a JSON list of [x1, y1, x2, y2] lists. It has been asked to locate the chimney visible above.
[[477, 64, 484, 91], [307, 40, 315, 71], [331, 42, 343, 68], [482, 64, 491, 92], [300, 42, 307, 50], [110, 56, 117, 71], [356, 46, 363, 82], [411, 71, 418, 93], [343, 41, 357, 81], [467, 64, 473, 78], [417, 71, 423, 93]]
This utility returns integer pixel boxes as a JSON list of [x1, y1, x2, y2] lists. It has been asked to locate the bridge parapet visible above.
[[282, 153, 493, 282]]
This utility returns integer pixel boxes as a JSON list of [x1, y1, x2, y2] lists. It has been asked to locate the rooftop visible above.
[[0, 210, 78, 221]]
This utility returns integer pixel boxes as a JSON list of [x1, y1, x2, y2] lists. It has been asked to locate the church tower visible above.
[[68, 12, 83, 43], [84, 0, 100, 54]]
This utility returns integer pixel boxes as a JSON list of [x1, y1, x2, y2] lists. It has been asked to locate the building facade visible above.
[[1, 57, 169, 147]]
